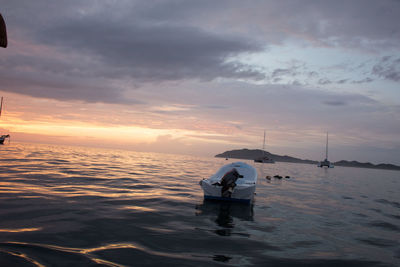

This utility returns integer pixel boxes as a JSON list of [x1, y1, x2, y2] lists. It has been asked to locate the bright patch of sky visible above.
[[232, 43, 400, 104]]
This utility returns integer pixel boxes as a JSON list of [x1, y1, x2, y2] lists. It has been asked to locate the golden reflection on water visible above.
[[0, 181, 166, 199], [0, 249, 46, 267], [118, 205, 156, 212], [1, 241, 197, 267], [0, 227, 42, 233], [90, 257, 124, 267]]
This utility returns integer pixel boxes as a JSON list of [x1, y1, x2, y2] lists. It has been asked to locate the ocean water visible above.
[[0, 142, 399, 267]]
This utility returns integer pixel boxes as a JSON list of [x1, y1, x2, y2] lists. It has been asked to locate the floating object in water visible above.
[[199, 162, 257, 204], [273, 175, 282, 179], [266, 175, 271, 180], [285, 176, 290, 179]]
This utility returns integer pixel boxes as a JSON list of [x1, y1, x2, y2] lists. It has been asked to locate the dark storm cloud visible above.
[[134, 0, 400, 49], [2, 0, 400, 104], [0, 62, 137, 104], [272, 68, 295, 78], [268, 63, 305, 83], [274, 0, 400, 50], [318, 79, 332, 85], [372, 56, 400, 82], [37, 15, 265, 82], [0, 0, 265, 104]]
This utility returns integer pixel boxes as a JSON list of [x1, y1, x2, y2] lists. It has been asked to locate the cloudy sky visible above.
[[1, 0, 400, 164]]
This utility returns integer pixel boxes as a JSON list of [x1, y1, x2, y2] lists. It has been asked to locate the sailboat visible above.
[[0, 97, 10, 145], [318, 132, 333, 168], [254, 130, 274, 163]]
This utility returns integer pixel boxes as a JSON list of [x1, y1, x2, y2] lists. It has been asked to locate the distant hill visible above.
[[215, 148, 400, 171], [215, 149, 317, 165], [334, 160, 400, 171]]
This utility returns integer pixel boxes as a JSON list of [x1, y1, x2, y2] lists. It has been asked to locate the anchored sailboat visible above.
[[254, 130, 274, 163], [318, 132, 333, 168], [0, 97, 10, 145]]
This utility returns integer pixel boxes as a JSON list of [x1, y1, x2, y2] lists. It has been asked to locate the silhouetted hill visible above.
[[215, 149, 317, 164], [334, 160, 400, 171], [216, 149, 400, 171]]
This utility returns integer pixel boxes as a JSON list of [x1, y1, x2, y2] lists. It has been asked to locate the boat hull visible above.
[[203, 195, 253, 204], [318, 160, 334, 168], [254, 158, 275, 163]]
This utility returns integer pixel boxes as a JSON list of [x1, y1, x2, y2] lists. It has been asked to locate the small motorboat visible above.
[[199, 162, 258, 204]]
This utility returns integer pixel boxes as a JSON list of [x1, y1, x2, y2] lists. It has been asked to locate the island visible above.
[[215, 149, 400, 171]]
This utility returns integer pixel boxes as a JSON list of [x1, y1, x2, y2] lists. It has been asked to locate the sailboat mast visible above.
[[0, 96, 3, 117], [325, 132, 329, 160], [263, 130, 266, 150]]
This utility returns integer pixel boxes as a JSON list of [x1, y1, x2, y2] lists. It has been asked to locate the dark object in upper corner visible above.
[[0, 13, 7, 48]]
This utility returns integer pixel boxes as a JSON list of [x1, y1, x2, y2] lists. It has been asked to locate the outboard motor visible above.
[[220, 168, 242, 198]]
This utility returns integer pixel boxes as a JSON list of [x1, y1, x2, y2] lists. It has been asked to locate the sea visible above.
[[0, 142, 399, 267]]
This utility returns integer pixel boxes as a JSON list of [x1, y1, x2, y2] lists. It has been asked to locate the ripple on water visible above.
[[375, 199, 400, 209], [357, 237, 399, 248], [367, 221, 400, 232]]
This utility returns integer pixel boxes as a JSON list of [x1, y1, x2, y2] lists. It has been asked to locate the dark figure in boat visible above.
[[213, 168, 243, 198]]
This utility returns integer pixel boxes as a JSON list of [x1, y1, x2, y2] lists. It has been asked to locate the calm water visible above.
[[0, 143, 399, 266]]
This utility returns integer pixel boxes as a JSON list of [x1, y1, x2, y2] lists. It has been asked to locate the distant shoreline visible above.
[[215, 149, 400, 171]]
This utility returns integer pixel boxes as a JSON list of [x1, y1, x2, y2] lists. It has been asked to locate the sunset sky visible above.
[[1, 0, 400, 164]]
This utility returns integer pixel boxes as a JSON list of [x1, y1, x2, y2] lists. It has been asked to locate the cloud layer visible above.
[[1, 0, 400, 163]]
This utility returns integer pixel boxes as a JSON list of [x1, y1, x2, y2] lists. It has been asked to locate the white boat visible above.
[[199, 162, 258, 204], [254, 130, 274, 163], [318, 132, 334, 168]]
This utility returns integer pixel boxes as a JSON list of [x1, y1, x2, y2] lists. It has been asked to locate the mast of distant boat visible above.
[[0, 96, 4, 118], [325, 132, 328, 161], [262, 130, 266, 156]]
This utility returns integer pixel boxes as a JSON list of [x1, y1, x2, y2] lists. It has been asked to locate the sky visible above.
[[1, 0, 400, 164]]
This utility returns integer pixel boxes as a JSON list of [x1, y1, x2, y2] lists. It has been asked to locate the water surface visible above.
[[0, 143, 399, 266]]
